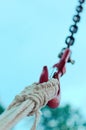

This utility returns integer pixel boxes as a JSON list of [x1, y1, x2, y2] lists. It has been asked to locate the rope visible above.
[[0, 78, 59, 130]]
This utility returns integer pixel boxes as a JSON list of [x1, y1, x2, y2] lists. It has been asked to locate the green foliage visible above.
[[0, 104, 5, 114], [40, 104, 86, 130]]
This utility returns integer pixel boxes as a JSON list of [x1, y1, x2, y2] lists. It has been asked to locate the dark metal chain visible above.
[[58, 0, 85, 59]]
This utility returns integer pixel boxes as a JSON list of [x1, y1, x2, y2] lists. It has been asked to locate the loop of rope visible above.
[[8, 78, 59, 113]]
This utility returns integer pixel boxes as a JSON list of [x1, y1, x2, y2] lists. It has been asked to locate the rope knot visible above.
[[8, 78, 59, 112], [7, 78, 59, 130]]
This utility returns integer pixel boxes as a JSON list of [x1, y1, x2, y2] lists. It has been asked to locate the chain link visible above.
[[58, 0, 85, 58]]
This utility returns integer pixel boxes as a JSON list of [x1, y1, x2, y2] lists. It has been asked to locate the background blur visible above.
[[0, 0, 86, 129]]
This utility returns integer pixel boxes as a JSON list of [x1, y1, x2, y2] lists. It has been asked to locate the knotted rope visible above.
[[0, 78, 59, 130]]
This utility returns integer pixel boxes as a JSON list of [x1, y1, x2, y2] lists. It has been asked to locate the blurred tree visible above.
[[40, 104, 86, 130], [0, 104, 5, 114]]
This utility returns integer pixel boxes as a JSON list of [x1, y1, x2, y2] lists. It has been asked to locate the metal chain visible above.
[[58, 0, 85, 59]]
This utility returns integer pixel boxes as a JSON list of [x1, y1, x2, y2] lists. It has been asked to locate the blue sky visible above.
[[0, 0, 86, 129]]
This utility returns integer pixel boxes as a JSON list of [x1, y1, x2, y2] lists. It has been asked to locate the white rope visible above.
[[0, 78, 59, 130]]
